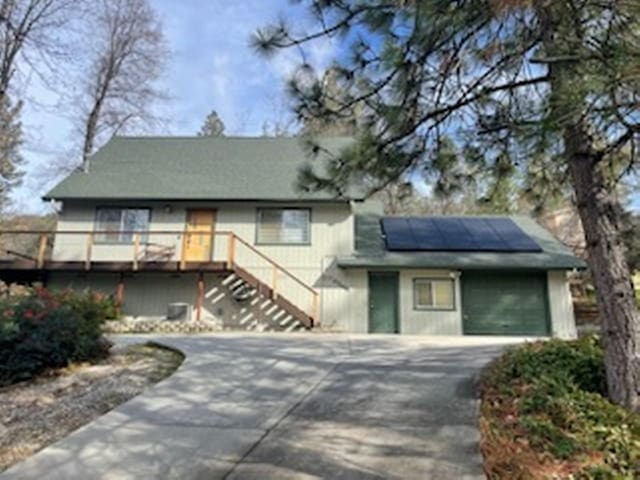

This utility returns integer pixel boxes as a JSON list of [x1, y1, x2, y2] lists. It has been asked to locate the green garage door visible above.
[[462, 271, 550, 336]]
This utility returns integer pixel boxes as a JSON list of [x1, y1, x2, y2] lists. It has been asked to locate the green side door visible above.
[[368, 272, 399, 333], [462, 271, 550, 336]]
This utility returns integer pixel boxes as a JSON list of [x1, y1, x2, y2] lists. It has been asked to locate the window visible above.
[[414, 278, 455, 310], [95, 208, 150, 243], [256, 208, 310, 245]]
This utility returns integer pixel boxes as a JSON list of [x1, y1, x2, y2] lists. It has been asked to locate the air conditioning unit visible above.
[[167, 302, 191, 321]]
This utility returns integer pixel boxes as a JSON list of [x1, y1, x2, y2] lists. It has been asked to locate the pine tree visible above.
[[198, 110, 225, 137], [255, 0, 640, 408]]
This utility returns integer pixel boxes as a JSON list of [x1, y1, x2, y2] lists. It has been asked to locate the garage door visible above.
[[461, 271, 550, 336]]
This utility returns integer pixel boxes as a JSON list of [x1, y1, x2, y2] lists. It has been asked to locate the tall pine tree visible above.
[[255, 0, 640, 408]]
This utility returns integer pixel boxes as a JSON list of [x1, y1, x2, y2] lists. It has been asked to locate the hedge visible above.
[[480, 336, 640, 479], [0, 285, 117, 386]]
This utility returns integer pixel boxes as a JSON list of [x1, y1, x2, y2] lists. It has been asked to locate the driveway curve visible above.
[[1, 333, 523, 480]]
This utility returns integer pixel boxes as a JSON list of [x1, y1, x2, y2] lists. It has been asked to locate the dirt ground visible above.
[[0, 342, 183, 472]]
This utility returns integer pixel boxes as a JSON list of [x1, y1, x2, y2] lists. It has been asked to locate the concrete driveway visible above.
[[1, 333, 523, 480]]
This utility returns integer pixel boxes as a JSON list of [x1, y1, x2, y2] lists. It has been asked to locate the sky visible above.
[[14, 0, 337, 214], [11, 0, 639, 214]]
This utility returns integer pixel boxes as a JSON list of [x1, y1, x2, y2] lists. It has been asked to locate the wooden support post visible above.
[[227, 234, 236, 269], [196, 272, 205, 322], [180, 233, 187, 270], [115, 273, 125, 317], [85, 233, 93, 270], [36, 233, 48, 268], [133, 233, 140, 271], [271, 266, 278, 299], [312, 293, 319, 328]]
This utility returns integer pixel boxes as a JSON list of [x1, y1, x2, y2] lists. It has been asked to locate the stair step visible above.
[[233, 265, 313, 328]]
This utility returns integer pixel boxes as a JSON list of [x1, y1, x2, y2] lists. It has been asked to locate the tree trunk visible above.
[[534, 0, 640, 409], [565, 124, 639, 410]]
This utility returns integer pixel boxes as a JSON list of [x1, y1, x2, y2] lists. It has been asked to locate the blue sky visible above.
[[12, 1, 638, 214], [15, 0, 337, 213]]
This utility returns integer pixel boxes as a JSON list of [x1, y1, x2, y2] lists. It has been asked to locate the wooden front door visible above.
[[184, 209, 216, 261]]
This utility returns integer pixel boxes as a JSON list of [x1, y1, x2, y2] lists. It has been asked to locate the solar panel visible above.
[[382, 217, 416, 250], [381, 217, 543, 252]]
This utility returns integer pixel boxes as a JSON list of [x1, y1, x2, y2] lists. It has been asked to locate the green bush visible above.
[[481, 336, 640, 478], [494, 335, 606, 395], [0, 286, 112, 386]]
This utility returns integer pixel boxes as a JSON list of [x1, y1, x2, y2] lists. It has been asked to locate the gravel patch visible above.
[[0, 342, 183, 472]]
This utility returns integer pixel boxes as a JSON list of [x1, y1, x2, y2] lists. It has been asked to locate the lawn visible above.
[[479, 336, 640, 479], [0, 342, 183, 471]]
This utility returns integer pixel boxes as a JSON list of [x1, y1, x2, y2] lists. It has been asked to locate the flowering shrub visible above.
[[0, 283, 116, 386]]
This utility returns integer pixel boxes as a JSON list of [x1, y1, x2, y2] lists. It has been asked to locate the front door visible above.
[[368, 272, 399, 333], [184, 209, 216, 261]]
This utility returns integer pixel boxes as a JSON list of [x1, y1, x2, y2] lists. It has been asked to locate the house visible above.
[[0, 136, 584, 336]]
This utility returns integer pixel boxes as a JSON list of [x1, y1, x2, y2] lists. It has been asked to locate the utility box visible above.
[[167, 302, 191, 321]]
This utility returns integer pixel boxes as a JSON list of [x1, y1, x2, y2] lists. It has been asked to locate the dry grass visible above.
[[0, 343, 183, 472]]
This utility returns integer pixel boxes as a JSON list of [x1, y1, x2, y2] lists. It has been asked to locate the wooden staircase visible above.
[[231, 265, 315, 328]]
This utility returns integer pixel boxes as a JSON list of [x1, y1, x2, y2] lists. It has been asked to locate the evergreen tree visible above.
[[198, 110, 225, 137], [255, 1, 640, 408]]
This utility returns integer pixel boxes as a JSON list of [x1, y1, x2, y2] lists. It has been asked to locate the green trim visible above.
[[367, 271, 400, 334], [412, 277, 456, 311], [461, 270, 551, 336]]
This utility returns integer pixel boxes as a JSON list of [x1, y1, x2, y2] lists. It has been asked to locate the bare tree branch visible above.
[[77, 0, 167, 170]]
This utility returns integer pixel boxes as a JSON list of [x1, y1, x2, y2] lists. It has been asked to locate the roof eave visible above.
[[336, 255, 587, 271], [43, 195, 362, 203]]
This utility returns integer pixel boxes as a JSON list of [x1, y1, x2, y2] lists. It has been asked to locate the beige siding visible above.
[[547, 270, 577, 339], [320, 267, 368, 333], [399, 270, 463, 335], [48, 272, 206, 319], [52, 200, 355, 324], [52, 203, 184, 262], [47, 271, 305, 331]]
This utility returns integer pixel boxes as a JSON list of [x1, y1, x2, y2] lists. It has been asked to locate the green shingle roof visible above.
[[339, 208, 585, 270], [45, 136, 363, 201]]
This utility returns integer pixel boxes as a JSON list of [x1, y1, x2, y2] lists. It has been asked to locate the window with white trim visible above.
[[256, 208, 311, 245], [413, 278, 455, 310], [95, 208, 150, 243]]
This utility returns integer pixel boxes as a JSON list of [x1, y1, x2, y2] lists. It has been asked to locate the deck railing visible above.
[[0, 229, 319, 321]]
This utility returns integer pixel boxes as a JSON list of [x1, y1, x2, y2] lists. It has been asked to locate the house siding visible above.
[[347, 268, 574, 337], [547, 270, 578, 339], [51, 200, 355, 326], [399, 270, 463, 335], [48, 200, 578, 337]]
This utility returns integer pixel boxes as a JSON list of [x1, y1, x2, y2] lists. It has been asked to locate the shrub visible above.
[[0, 285, 113, 386], [492, 335, 606, 395], [480, 336, 640, 478]]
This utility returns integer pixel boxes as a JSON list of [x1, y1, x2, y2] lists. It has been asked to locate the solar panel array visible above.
[[381, 217, 543, 252]]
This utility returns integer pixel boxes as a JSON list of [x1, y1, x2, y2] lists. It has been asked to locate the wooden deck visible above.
[[0, 228, 320, 327], [0, 259, 230, 273]]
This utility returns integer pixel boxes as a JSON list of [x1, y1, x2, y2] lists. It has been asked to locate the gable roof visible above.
[[339, 206, 585, 270], [44, 136, 363, 202]]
